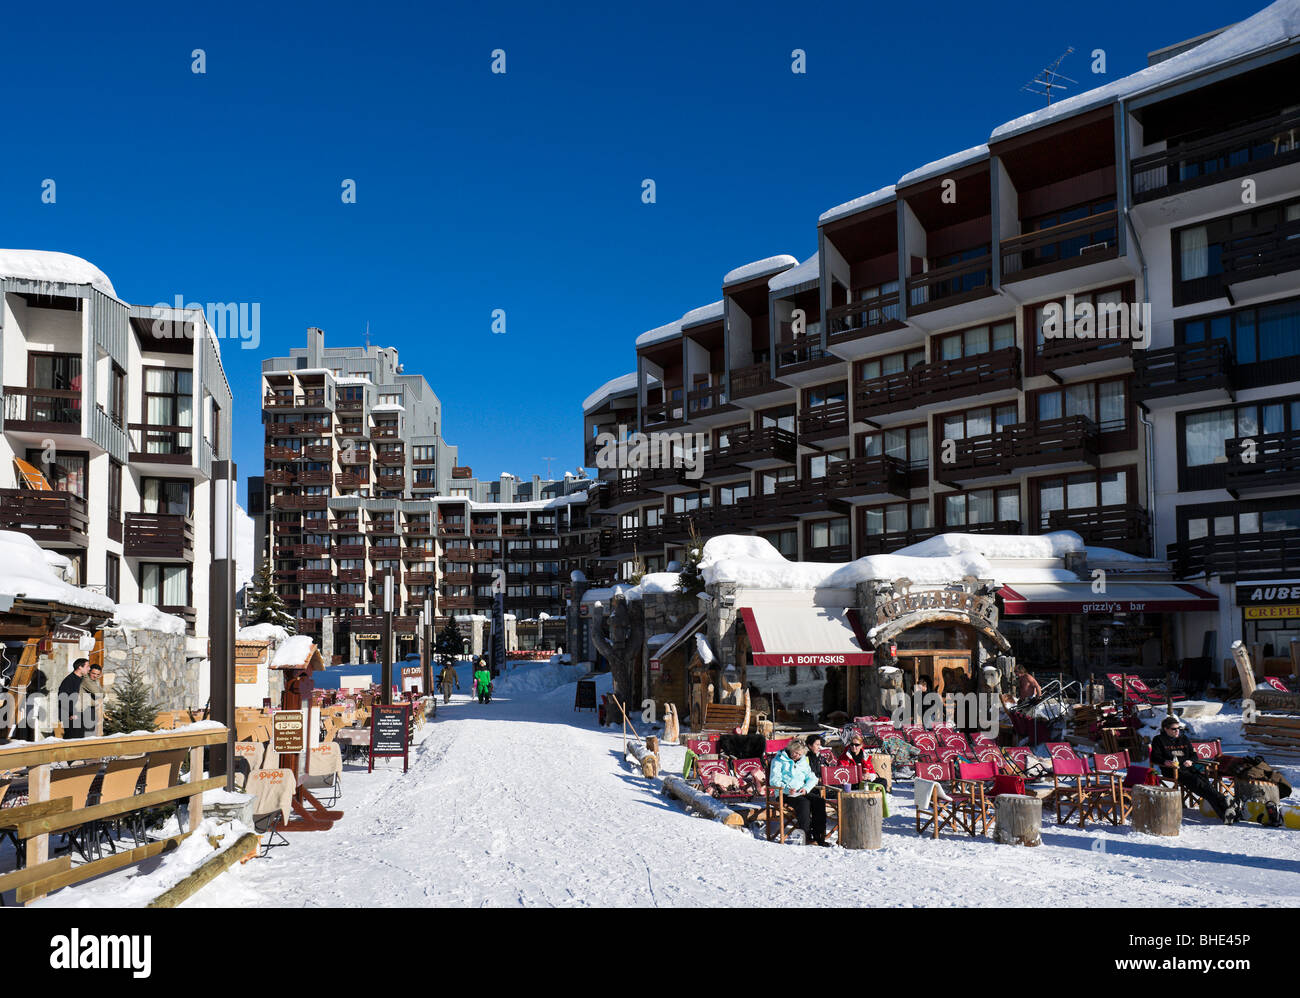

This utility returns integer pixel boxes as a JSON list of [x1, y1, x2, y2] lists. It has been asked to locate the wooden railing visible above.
[[729, 362, 778, 399], [710, 426, 797, 469], [1000, 210, 1119, 283], [856, 347, 1020, 418], [776, 331, 831, 370], [0, 490, 89, 542], [686, 383, 732, 417], [822, 454, 910, 500], [124, 512, 194, 559], [1133, 340, 1234, 403], [0, 726, 227, 905], [937, 415, 1100, 482], [1045, 505, 1151, 556], [128, 423, 193, 460], [826, 291, 902, 337], [1170, 528, 1300, 582], [797, 400, 850, 440], [906, 254, 992, 313], [1220, 216, 1300, 285], [2, 387, 81, 430], [1224, 430, 1300, 491]]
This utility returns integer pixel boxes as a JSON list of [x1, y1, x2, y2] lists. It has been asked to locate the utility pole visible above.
[[422, 596, 434, 699]]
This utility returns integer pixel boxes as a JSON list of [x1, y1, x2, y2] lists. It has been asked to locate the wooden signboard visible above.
[[574, 679, 597, 713], [235, 664, 259, 685], [272, 710, 305, 754], [369, 702, 410, 773]]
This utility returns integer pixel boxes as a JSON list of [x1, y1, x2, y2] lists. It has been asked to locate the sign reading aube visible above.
[[874, 588, 999, 630]]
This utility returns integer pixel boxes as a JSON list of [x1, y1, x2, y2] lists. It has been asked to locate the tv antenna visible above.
[[1022, 46, 1076, 105], [541, 456, 556, 479]]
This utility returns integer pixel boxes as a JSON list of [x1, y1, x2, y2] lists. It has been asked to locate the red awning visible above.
[[739, 605, 874, 667], [999, 582, 1218, 616]]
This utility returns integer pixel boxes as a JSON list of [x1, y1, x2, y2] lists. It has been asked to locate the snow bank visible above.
[[271, 634, 316, 666], [637, 572, 682, 595], [493, 659, 588, 697], [238, 622, 290, 645], [113, 602, 187, 635], [0, 248, 118, 298], [0, 531, 114, 612], [723, 254, 798, 286]]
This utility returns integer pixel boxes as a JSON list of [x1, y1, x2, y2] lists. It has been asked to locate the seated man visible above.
[[1150, 716, 1241, 824], [769, 738, 822, 845]]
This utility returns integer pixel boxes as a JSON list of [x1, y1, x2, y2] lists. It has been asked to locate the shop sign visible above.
[[1244, 605, 1300, 620], [235, 664, 259, 684], [1237, 584, 1300, 606], [272, 710, 305, 754], [874, 587, 998, 629], [354, 633, 381, 641]]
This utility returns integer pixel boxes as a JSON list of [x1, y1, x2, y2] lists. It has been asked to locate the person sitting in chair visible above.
[[769, 738, 822, 846], [1150, 715, 1241, 824]]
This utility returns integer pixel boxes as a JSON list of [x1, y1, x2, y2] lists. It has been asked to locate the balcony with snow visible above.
[[991, 109, 1129, 302], [818, 190, 908, 360], [764, 256, 836, 388], [720, 256, 798, 405], [893, 148, 997, 333], [636, 319, 685, 431], [679, 301, 739, 429]]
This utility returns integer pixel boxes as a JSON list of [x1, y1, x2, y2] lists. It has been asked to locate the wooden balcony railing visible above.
[[906, 254, 992, 314], [1132, 108, 1300, 203], [797, 400, 850, 441], [856, 347, 1021, 418], [264, 469, 295, 486], [303, 443, 333, 462], [1133, 340, 1235, 404], [1220, 216, 1300, 286], [334, 472, 364, 489], [375, 473, 405, 490], [710, 426, 797, 469], [776, 331, 832, 370], [1224, 430, 1300, 491], [822, 454, 910, 500], [826, 291, 903, 338], [1169, 528, 1300, 582], [0, 490, 89, 544], [729, 363, 778, 400], [263, 393, 296, 408], [1045, 505, 1151, 556], [937, 416, 1100, 482], [265, 445, 300, 461], [123, 512, 194, 560], [686, 383, 733, 418], [128, 423, 193, 462], [1000, 210, 1119, 284], [296, 569, 334, 583], [2, 387, 81, 432]]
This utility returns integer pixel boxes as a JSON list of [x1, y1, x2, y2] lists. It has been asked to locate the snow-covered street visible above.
[[185, 663, 1300, 908]]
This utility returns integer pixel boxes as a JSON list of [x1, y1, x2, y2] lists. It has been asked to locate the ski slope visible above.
[[179, 661, 1300, 908]]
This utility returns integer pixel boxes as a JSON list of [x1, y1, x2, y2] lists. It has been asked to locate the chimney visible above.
[[306, 326, 324, 367]]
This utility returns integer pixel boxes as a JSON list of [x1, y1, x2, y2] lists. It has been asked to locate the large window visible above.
[[760, 528, 797, 558], [942, 487, 1020, 528], [940, 403, 1018, 442], [860, 425, 928, 471], [1179, 295, 1300, 375], [805, 449, 848, 480], [862, 501, 931, 537], [1034, 469, 1131, 527], [142, 368, 193, 454], [936, 320, 1015, 360], [1032, 285, 1130, 354], [1174, 198, 1300, 304], [105, 554, 120, 603], [1182, 400, 1300, 467], [1034, 378, 1128, 434], [759, 467, 796, 493], [26, 448, 87, 498], [803, 383, 846, 409], [806, 517, 850, 553], [141, 564, 189, 608], [141, 479, 192, 517], [855, 348, 924, 382]]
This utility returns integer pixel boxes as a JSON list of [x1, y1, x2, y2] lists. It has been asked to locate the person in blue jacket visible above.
[[769, 739, 821, 845]]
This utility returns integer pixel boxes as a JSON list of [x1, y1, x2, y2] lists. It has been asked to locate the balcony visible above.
[[1132, 109, 1300, 204], [290, 420, 330, 437], [2, 387, 82, 434], [333, 543, 366, 558], [440, 597, 490, 612], [1045, 505, 1151, 556], [338, 425, 368, 439], [597, 475, 651, 512], [1170, 529, 1300, 582], [729, 363, 787, 407], [642, 399, 684, 429], [264, 469, 295, 486], [438, 522, 467, 537], [263, 393, 296, 409], [337, 569, 365, 584], [334, 472, 365, 489], [287, 543, 327, 558], [303, 443, 333, 462], [295, 617, 322, 634], [375, 452, 405, 468], [123, 512, 194, 560], [797, 401, 850, 443], [710, 426, 797, 471], [265, 445, 300, 461], [822, 454, 910, 503], [1220, 216, 1300, 289], [1224, 430, 1300, 495], [376, 473, 406, 490], [1133, 340, 1235, 407], [337, 397, 363, 412], [297, 569, 334, 583], [370, 518, 398, 534], [805, 544, 851, 563], [404, 522, 432, 535], [274, 520, 302, 536], [372, 426, 401, 440], [442, 571, 472, 586], [331, 517, 360, 533], [1032, 334, 1132, 379], [271, 494, 328, 511], [128, 424, 193, 465], [936, 416, 1100, 485], [775, 331, 836, 377], [470, 523, 499, 537], [825, 292, 904, 345], [405, 570, 436, 586], [684, 384, 738, 424], [0, 490, 89, 545], [303, 594, 360, 609], [1000, 210, 1119, 285], [906, 255, 993, 315], [859, 520, 1021, 556], [296, 469, 331, 486], [501, 523, 528, 536], [608, 525, 663, 554], [403, 546, 435, 561], [857, 347, 1021, 420]]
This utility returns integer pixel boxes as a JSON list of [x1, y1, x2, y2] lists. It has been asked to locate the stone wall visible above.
[[102, 626, 199, 711]]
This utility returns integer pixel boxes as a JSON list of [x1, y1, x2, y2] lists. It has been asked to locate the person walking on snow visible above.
[[473, 659, 492, 704], [439, 662, 460, 704]]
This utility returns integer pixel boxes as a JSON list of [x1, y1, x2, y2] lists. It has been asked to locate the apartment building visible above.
[[259, 329, 608, 660], [0, 250, 234, 642], [582, 2, 1300, 674]]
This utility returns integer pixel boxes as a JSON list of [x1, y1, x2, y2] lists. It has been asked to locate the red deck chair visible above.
[[766, 737, 792, 754], [820, 762, 859, 789], [914, 760, 959, 839], [1001, 746, 1048, 780], [1106, 673, 1155, 706], [1263, 677, 1292, 693], [1089, 750, 1132, 824], [954, 759, 997, 835], [1051, 757, 1094, 827], [935, 746, 963, 766], [939, 731, 972, 753], [732, 758, 767, 797], [909, 731, 939, 753], [1046, 742, 1081, 764], [971, 733, 998, 750], [1191, 739, 1230, 795], [975, 745, 1006, 771]]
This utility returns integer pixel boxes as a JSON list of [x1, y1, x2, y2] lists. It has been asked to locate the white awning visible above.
[[739, 605, 873, 667], [649, 611, 706, 663]]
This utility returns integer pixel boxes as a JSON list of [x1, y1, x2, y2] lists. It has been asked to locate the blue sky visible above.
[[2, 0, 1264, 504]]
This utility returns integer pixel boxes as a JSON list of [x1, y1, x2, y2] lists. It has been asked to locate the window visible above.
[[141, 564, 189, 608], [30, 353, 82, 392], [141, 479, 192, 516], [807, 517, 850, 551], [109, 364, 125, 427], [942, 487, 1020, 528], [1032, 285, 1130, 353], [803, 383, 846, 409], [26, 448, 87, 498], [760, 529, 797, 558], [852, 281, 901, 326], [717, 482, 751, 505], [142, 368, 193, 454], [936, 321, 1015, 360], [108, 460, 122, 524], [413, 445, 436, 462], [860, 425, 928, 470], [806, 449, 848, 480], [1035, 469, 1130, 527], [105, 554, 120, 603], [940, 403, 1018, 442], [1034, 378, 1128, 433], [1179, 295, 1300, 370], [759, 406, 795, 433], [1174, 198, 1300, 304], [759, 467, 797, 494], [862, 501, 931, 536], [1019, 198, 1116, 271], [672, 491, 711, 514], [856, 348, 924, 382]]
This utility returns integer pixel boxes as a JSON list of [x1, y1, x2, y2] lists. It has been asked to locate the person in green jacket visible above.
[[473, 659, 492, 703]]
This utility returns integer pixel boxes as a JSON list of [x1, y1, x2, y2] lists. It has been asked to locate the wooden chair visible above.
[[914, 760, 959, 839], [49, 763, 101, 862], [1088, 750, 1132, 825], [953, 759, 997, 835], [91, 756, 148, 855], [1051, 757, 1093, 827], [1192, 739, 1230, 794], [1046, 742, 1081, 764], [940, 731, 972, 754], [974, 745, 1006, 771]]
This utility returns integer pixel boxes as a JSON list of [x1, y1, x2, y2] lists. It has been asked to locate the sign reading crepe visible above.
[[272, 710, 305, 754]]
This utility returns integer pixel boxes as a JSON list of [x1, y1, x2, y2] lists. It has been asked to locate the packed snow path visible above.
[[192, 663, 1300, 908]]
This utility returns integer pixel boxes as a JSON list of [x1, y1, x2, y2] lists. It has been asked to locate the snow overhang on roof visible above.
[[635, 319, 683, 349], [583, 372, 644, 413], [680, 300, 725, 329], [723, 255, 798, 288], [0, 248, 119, 299], [769, 253, 819, 294], [896, 144, 990, 188], [990, 0, 1300, 143], [818, 186, 896, 226]]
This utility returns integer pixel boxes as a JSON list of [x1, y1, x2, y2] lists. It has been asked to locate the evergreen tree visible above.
[[676, 521, 707, 599], [436, 617, 465, 669], [246, 558, 296, 632], [103, 663, 163, 735]]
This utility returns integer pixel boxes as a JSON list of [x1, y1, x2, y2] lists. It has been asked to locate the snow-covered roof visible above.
[[723, 255, 798, 287], [896, 144, 990, 188], [769, 252, 819, 294], [371, 402, 404, 413], [457, 491, 589, 512], [637, 572, 682, 595], [113, 603, 187, 635], [238, 622, 290, 645], [271, 634, 319, 668], [0, 249, 118, 298], [894, 531, 1083, 560], [991, 1, 1300, 142], [334, 375, 371, 385], [583, 372, 654, 413], [0, 531, 115, 613], [818, 185, 896, 226], [635, 319, 683, 349], [680, 300, 725, 328]]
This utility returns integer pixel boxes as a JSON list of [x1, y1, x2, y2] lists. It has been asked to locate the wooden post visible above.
[[1232, 641, 1257, 700], [993, 794, 1042, 846], [188, 745, 205, 831], [25, 763, 50, 872], [838, 790, 882, 849], [1132, 784, 1181, 836]]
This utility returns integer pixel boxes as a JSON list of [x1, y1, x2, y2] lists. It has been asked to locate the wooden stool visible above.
[[993, 793, 1042, 846], [1132, 784, 1181, 836]]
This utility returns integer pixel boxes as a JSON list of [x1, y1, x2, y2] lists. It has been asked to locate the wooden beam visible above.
[[16, 775, 225, 839], [147, 832, 258, 908], [188, 746, 205, 832], [0, 855, 70, 896], [25, 764, 49, 872], [0, 796, 72, 830], [17, 833, 190, 904], [0, 727, 228, 770]]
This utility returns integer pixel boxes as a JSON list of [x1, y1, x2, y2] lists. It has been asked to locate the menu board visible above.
[[369, 703, 411, 773]]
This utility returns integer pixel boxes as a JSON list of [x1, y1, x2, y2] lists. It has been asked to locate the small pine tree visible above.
[[247, 558, 296, 632], [436, 618, 464, 670], [626, 549, 647, 586], [676, 521, 707, 599], [104, 663, 163, 735]]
